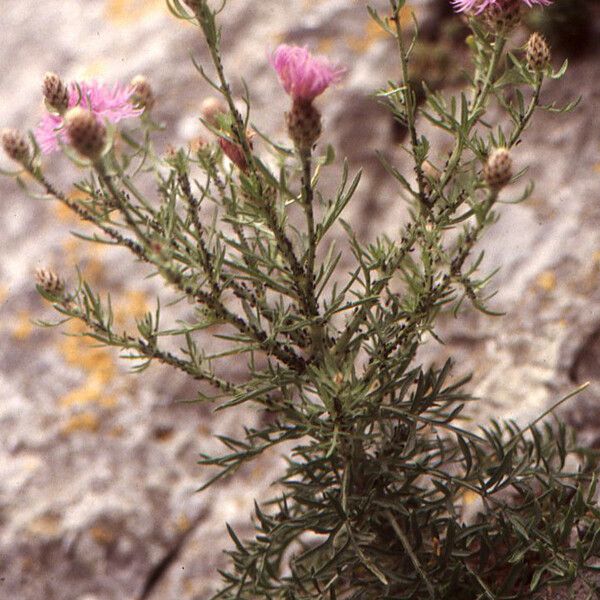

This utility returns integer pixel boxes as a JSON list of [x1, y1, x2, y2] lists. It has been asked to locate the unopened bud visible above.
[[526, 33, 551, 72], [218, 129, 254, 172], [65, 107, 106, 160], [35, 267, 65, 296], [1, 128, 30, 164], [219, 137, 248, 172], [200, 97, 228, 129], [482, 0, 522, 31], [286, 99, 322, 153], [130, 75, 155, 111], [483, 148, 512, 190], [43, 72, 70, 114]]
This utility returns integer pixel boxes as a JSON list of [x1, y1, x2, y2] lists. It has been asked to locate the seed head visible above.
[[130, 75, 155, 111], [1, 128, 30, 164], [286, 99, 322, 153], [65, 107, 107, 160], [43, 72, 69, 114], [526, 32, 551, 71], [483, 148, 513, 189], [35, 267, 65, 296]]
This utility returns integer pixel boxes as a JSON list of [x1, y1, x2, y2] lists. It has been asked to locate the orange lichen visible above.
[[347, 17, 395, 53], [58, 327, 118, 410], [61, 411, 100, 434], [175, 513, 192, 533], [12, 310, 34, 340], [53, 188, 92, 224], [105, 0, 164, 24], [90, 525, 117, 545], [28, 514, 62, 537], [60, 329, 116, 377], [82, 256, 106, 285], [109, 424, 125, 437], [462, 489, 480, 506], [536, 271, 556, 292], [115, 289, 150, 327]]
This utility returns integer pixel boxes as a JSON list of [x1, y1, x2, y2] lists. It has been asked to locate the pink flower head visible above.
[[270, 45, 344, 103], [36, 80, 143, 154], [451, 0, 551, 13]]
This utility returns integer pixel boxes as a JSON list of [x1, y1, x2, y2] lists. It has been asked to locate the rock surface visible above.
[[0, 1, 599, 598]]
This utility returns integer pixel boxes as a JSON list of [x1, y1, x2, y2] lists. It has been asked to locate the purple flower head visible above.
[[36, 80, 143, 154], [451, 0, 551, 13], [270, 45, 345, 103]]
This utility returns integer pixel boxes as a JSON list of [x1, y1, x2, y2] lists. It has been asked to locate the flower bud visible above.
[[43, 72, 70, 114], [200, 97, 228, 128], [65, 107, 106, 160], [1, 128, 30, 164], [526, 33, 551, 72], [35, 267, 65, 296], [286, 99, 322, 153], [130, 75, 155, 111], [482, 0, 522, 31], [219, 137, 248, 172], [483, 148, 512, 190]]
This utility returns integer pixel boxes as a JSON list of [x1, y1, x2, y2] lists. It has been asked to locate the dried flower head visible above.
[[271, 45, 344, 103], [130, 75, 155, 111], [483, 147, 513, 189], [64, 107, 107, 160], [1, 128, 30, 164], [451, 0, 552, 14], [526, 32, 551, 71], [43, 72, 70, 114], [36, 80, 142, 154], [35, 267, 65, 296]]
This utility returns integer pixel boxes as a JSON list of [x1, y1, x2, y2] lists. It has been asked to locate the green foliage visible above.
[[4, 0, 599, 598]]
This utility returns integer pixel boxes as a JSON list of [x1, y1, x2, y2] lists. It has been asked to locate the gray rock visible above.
[[1, 1, 599, 598]]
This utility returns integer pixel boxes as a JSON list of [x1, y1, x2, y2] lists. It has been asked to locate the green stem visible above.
[[390, 0, 428, 214], [433, 34, 507, 203], [508, 74, 543, 148], [300, 149, 324, 360]]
